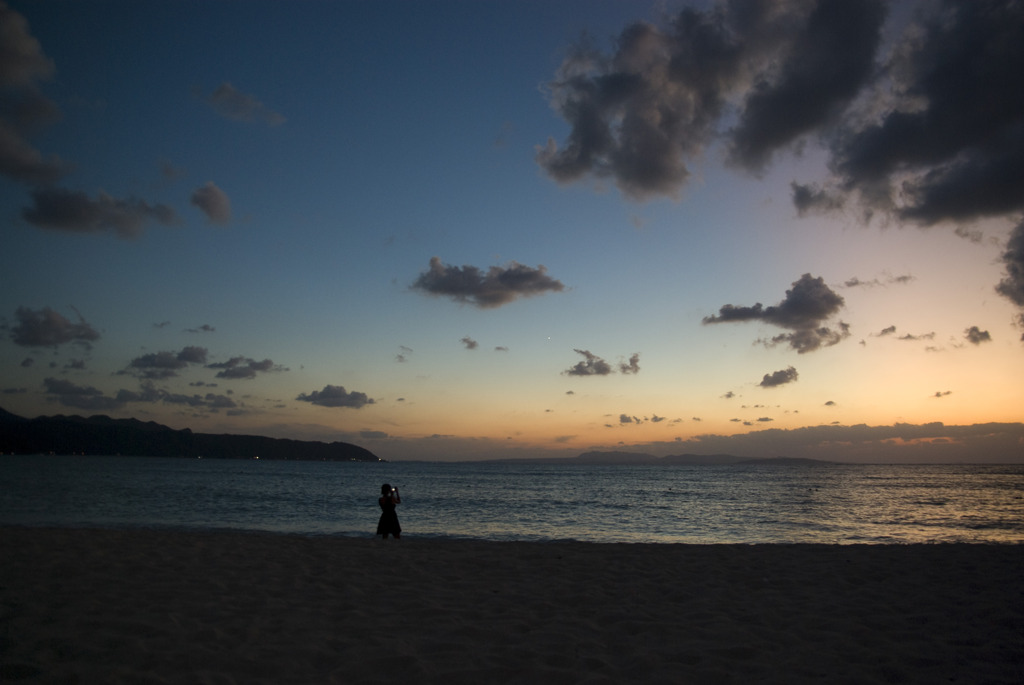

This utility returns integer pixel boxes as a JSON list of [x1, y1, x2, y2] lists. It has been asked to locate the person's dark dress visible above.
[[377, 496, 401, 537]]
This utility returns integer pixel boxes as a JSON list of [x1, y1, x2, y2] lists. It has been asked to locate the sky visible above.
[[2, 0, 1023, 463]]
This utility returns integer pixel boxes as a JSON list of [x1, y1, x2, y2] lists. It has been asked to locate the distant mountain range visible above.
[[522, 451, 832, 466], [0, 407, 381, 462]]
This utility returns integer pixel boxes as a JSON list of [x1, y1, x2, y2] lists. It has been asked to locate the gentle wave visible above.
[[1, 455, 1022, 544]]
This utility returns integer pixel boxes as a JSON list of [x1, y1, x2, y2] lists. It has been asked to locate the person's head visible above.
[[381, 483, 392, 495]]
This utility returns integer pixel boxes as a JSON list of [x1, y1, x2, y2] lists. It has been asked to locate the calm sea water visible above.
[[1, 455, 1022, 544]]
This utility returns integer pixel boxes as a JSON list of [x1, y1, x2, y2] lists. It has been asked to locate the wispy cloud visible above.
[[207, 356, 286, 380], [42, 376, 237, 412], [6, 306, 100, 348], [22, 187, 178, 238], [619, 352, 641, 375], [203, 82, 285, 126], [123, 346, 208, 380], [844, 274, 915, 288], [412, 257, 565, 308], [190, 181, 232, 225]]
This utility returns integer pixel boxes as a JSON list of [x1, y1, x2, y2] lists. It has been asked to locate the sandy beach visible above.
[[1, 527, 1021, 684]]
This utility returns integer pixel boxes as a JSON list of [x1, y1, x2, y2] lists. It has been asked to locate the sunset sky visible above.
[[2, 0, 1023, 462]]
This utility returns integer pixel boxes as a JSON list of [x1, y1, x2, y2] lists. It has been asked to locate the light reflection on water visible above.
[[1, 456, 1021, 544]]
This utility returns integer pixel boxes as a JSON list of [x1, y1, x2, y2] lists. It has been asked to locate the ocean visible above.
[[2, 455, 1022, 544]]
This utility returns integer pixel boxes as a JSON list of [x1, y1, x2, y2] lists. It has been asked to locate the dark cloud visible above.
[[537, 1, 886, 200], [760, 366, 798, 388], [703, 274, 848, 353], [826, 1, 1024, 224], [186, 324, 215, 334], [0, 2, 53, 86], [539, 1, 1024, 227], [763, 324, 850, 354], [619, 352, 641, 375], [0, 118, 68, 184], [411, 257, 565, 308], [727, 0, 886, 173], [8, 306, 99, 348], [22, 187, 179, 238], [934, 390, 952, 398], [0, 2, 69, 184], [190, 181, 232, 225], [41, 376, 238, 412], [295, 384, 374, 409], [964, 326, 992, 345], [460, 336, 478, 350], [125, 346, 208, 380], [996, 220, 1024, 307], [203, 82, 285, 126], [207, 356, 285, 380], [792, 182, 845, 216], [899, 332, 935, 342], [876, 325, 897, 337], [564, 349, 613, 377]]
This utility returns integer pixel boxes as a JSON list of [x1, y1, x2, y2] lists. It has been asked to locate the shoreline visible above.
[[3, 527, 1023, 684]]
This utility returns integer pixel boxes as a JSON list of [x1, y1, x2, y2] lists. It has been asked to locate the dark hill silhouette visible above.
[[0, 408, 381, 461]]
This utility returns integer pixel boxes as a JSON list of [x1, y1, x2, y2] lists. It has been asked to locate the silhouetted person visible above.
[[377, 483, 401, 539]]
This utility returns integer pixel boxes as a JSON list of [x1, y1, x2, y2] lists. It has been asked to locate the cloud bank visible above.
[[537, 0, 885, 200], [538, 0, 1024, 228]]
